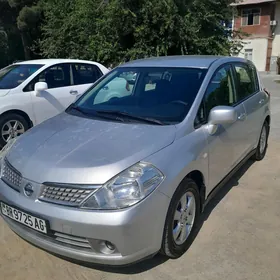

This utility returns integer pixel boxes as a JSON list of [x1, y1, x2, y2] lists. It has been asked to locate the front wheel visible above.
[[0, 113, 28, 149], [161, 178, 200, 258], [252, 121, 269, 161]]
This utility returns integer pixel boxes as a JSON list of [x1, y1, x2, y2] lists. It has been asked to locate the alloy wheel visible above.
[[1, 120, 25, 143], [259, 125, 267, 154], [173, 191, 196, 245]]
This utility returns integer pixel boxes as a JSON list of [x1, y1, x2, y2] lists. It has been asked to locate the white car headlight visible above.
[[81, 162, 164, 210]]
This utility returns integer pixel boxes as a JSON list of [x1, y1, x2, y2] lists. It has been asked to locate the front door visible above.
[[200, 64, 248, 194], [26, 63, 78, 124]]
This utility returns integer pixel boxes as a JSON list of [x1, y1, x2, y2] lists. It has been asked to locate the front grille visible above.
[[39, 184, 94, 207], [1, 158, 22, 192], [53, 232, 91, 249]]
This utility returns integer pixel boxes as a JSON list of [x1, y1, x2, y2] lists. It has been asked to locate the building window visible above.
[[244, 49, 253, 61], [242, 8, 261, 26]]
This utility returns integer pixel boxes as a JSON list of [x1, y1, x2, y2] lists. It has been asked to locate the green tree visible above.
[[0, 0, 24, 67], [7, 0, 41, 60], [0, 24, 9, 67], [39, 0, 240, 65], [39, 0, 101, 60]]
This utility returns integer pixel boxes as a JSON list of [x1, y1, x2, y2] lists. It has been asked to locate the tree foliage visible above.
[[0, 0, 25, 67], [39, 0, 239, 66], [0, 25, 9, 66], [4, 0, 41, 60], [1, 0, 240, 68]]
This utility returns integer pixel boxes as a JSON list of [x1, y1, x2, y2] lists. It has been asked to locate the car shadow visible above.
[[48, 160, 255, 274], [39, 90, 65, 112]]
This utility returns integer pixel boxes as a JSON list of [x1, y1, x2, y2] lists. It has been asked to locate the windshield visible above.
[[0, 64, 43, 89], [69, 67, 207, 125]]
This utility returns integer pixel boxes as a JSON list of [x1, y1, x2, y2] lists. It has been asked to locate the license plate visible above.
[[1, 202, 48, 234]]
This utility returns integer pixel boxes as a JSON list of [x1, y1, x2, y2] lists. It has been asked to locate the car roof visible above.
[[119, 55, 247, 69], [13, 59, 102, 66]]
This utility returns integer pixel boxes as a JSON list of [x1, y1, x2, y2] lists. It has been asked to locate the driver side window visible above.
[[23, 64, 71, 92], [195, 65, 236, 126]]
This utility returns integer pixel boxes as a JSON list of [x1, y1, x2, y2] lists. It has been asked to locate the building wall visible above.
[[237, 38, 268, 71], [234, 3, 273, 38], [233, 2, 279, 71], [272, 2, 280, 57], [272, 35, 280, 56]]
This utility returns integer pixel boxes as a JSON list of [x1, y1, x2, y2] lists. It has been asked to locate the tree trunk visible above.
[[20, 31, 31, 60]]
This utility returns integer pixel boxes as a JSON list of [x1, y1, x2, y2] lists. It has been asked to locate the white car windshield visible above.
[[69, 67, 207, 125], [0, 64, 43, 89]]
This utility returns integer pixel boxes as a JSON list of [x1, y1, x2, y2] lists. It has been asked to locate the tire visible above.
[[252, 121, 269, 161], [161, 178, 201, 258], [0, 113, 29, 149]]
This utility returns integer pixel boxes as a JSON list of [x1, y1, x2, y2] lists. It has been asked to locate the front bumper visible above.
[[0, 179, 170, 266]]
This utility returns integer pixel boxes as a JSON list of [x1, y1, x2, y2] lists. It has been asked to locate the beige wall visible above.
[[237, 38, 268, 71], [272, 2, 280, 57]]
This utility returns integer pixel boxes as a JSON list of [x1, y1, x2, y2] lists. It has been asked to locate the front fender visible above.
[[145, 127, 209, 198], [0, 94, 35, 125]]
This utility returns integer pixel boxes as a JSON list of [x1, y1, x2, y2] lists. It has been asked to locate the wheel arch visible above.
[[160, 169, 206, 257], [185, 170, 206, 212], [0, 109, 33, 129]]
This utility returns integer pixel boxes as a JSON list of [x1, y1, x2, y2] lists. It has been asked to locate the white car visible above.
[[94, 77, 133, 104], [0, 59, 109, 148]]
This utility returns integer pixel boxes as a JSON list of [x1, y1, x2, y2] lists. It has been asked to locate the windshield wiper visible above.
[[95, 110, 165, 125], [70, 104, 87, 115], [69, 105, 126, 122]]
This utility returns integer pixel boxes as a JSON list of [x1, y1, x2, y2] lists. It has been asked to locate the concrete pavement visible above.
[[1, 74, 280, 280]]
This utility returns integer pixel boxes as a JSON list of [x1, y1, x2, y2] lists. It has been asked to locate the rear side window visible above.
[[249, 64, 259, 91], [72, 63, 102, 85], [234, 64, 258, 101]]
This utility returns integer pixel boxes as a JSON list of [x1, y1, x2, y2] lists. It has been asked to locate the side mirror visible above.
[[34, 82, 48, 96], [208, 106, 237, 135]]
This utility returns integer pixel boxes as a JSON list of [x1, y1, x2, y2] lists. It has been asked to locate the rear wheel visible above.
[[161, 178, 200, 258], [0, 113, 28, 149], [252, 121, 269, 161]]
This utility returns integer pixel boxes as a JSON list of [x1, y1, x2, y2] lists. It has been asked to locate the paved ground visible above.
[[1, 74, 280, 280]]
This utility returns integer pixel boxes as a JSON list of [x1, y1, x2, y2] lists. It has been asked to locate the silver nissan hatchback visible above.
[[0, 56, 270, 266]]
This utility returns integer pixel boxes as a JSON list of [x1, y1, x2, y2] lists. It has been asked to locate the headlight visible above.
[[81, 162, 164, 210]]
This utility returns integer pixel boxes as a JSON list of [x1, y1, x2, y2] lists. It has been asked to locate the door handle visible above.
[[238, 113, 246, 121], [70, 90, 78, 95], [259, 99, 265, 105]]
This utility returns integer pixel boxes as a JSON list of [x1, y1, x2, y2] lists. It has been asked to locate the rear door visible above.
[[71, 63, 103, 96], [232, 63, 266, 152]]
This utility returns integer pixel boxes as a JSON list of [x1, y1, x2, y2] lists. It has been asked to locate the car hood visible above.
[[0, 89, 10, 97], [6, 113, 176, 184]]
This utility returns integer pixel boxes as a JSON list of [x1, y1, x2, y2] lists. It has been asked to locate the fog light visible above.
[[105, 241, 115, 251], [98, 240, 117, 255]]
